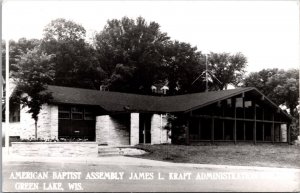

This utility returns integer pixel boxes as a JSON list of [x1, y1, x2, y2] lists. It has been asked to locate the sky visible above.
[[2, 0, 300, 73]]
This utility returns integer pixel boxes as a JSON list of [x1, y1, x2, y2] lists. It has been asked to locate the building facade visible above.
[[6, 85, 292, 145]]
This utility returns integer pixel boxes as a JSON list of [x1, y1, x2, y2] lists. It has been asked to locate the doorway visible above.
[[139, 114, 152, 144]]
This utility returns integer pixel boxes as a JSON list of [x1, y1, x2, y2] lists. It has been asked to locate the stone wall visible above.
[[2, 122, 21, 137], [150, 114, 170, 144], [109, 115, 130, 146], [95, 113, 171, 146], [130, 113, 139, 146], [11, 142, 98, 157], [96, 115, 109, 145], [280, 124, 287, 142], [272, 124, 288, 142], [19, 104, 58, 140], [96, 114, 131, 146]]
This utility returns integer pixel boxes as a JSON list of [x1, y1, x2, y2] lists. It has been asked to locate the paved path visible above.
[[2, 155, 300, 192]]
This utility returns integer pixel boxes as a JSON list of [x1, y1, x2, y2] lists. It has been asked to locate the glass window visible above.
[[235, 98, 243, 108], [71, 107, 83, 120], [245, 101, 252, 108], [84, 108, 95, 120], [58, 106, 70, 119], [71, 107, 83, 113], [58, 112, 70, 119], [59, 106, 70, 112], [227, 99, 232, 107], [72, 113, 83, 120]]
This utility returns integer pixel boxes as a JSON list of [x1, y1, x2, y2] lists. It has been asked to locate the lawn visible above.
[[133, 144, 300, 168]]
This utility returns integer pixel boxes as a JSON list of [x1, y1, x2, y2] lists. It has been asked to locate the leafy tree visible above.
[[161, 41, 205, 95], [94, 16, 170, 94], [268, 69, 299, 117], [243, 68, 279, 95], [244, 68, 299, 116], [11, 48, 55, 139], [41, 18, 102, 89], [2, 38, 40, 75], [207, 52, 247, 90], [2, 38, 41, 123]]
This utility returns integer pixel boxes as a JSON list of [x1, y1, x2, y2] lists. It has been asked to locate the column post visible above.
[[198, 119, 201, 140], [130, 113, 140, 146], [222, 102, 225, 140], [211, 118, 214, 144], [253, 101, 257, 145], [279, 124, 282, 142], [271, 113, 275, 143], [262, 108, 265, 142], [243, 97, 246, 141], [186, 118, 190, 145], [233, 98, 237, 144], [287, 123, 291, 144]]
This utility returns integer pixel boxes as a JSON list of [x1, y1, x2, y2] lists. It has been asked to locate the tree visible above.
[[41, 18, 102, 89], [161, 41, 205, 95], [11, 48, 55, 139], [243, 68, 279, 95], [94, 16, 170, 94], [207, 52, 247, 90], [2, 38, 40, 122], [2, 38, 40, 74], [244, 68, 299, 116]]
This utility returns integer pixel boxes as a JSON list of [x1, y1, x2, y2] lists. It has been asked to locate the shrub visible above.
[[16, 137, 89, 142], [164, 114, 188, 145]]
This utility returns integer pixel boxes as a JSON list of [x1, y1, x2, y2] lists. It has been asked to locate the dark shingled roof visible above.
[[46, 85, 292, 120]]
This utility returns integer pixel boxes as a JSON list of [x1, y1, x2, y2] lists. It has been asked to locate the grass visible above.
[[133, 143, 300, 168]]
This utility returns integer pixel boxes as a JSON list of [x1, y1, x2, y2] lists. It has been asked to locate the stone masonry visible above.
[[11, 142, 98, 157], [96, 115, 131, 146], [20, 104, 58, 140], [109, 116, 130, 146], [130, 113, 139, 146], [96, 113, 170, 146], [96, 115, 110, 145], [17, 106, 171, 146], [151, 114, 170, 144]]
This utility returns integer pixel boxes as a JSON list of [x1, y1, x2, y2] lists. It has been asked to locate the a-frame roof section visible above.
[[47, 85, 292, 120], [178, 87, 292, 121], [160, 87, 254, 113]]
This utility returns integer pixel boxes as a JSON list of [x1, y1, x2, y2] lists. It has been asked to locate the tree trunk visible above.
[[35, 121, 37, 139]]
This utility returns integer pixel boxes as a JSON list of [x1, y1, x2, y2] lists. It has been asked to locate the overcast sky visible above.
[[3, 0, 299, 73]]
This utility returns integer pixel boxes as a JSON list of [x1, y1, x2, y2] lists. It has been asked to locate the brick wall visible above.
[[19, 104, 58, 140], [130, 113, 139, 146], [150, 114, 170, 144]]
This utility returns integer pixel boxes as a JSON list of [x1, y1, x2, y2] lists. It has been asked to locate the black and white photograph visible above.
[[1, 0, 300, 192]]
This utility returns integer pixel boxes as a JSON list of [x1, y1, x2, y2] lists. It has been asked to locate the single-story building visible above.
[[7, 85, 292, 145]]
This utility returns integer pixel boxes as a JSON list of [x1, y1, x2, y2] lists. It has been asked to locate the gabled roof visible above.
[[47, 85, 292, 120]]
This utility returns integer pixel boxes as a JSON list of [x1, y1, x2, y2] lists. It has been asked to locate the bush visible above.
[[16, 137, 89, 142], [291, 119, 299, 142], [164, 114, 188, 145]]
